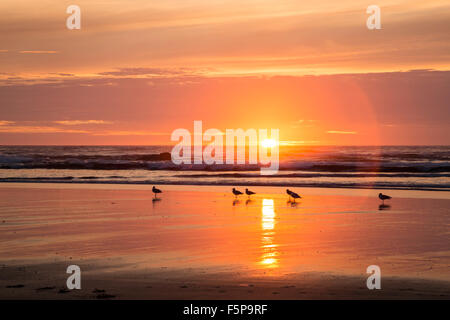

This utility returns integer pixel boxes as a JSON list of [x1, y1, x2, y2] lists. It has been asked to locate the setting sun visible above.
[[260, 139, 278, 148]]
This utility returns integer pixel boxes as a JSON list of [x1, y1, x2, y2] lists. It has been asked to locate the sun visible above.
[[260, 139, 278, 148]]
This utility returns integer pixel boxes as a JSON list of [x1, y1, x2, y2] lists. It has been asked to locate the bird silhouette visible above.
[[152, 186, 162, 199], [286, 189, 293, 201], [378, 193, 391, 204], [290, 190, 301, 202], [245, 188, 255, 198], [232, 188, 243, 198]]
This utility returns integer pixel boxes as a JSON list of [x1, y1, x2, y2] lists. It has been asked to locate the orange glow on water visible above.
[[260, 199, 279, 268]]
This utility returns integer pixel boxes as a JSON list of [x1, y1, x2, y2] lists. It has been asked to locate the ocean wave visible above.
[[174, 172, 450, 178], [1, 160, 449, 173], [1, 146, 450, 173], [1, 146, 449, 191]]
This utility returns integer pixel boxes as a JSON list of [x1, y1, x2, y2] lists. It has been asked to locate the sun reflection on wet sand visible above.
[[260, 199, 279, 268]]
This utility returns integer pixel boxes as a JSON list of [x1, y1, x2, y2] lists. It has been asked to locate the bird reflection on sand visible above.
[[290, 201, 299, 208]]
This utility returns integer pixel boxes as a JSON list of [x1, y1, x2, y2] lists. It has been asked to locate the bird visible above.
[[245, 188, 255, 198], [378, 193, 391, 204], [232, 188, 243, 198], [152, 186, 162, 198], [290, 191, 301, 202], [286, 189, 293, 200]]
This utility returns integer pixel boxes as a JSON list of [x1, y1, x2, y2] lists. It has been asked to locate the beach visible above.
[[0, 183, 449, 299]]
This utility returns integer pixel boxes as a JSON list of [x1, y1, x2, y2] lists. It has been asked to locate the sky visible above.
[[0, 0, 449, 145]]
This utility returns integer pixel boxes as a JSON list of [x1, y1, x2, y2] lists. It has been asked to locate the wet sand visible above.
[[0, 183, 449, 299]]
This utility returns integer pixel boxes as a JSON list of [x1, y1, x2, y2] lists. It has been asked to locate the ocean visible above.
[[0, 145, 449, 191]]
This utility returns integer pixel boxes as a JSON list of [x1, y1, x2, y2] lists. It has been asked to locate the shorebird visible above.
[[245, 188, 255, 199], [286, 189, 293, 200], [232, 188, 243, 198], [290, 191, 301, 202], [378, 193, 391, 204], [152, 186, 162, 199]]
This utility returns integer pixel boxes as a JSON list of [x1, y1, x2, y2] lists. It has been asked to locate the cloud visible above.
[[0, 121, 166, 136], [0, 121, 15, 126], [280, 140, 320, 146], [0, 69, 448, 145], [19, 51, 59, 54], [54, 120, 114, 125], [1, 1, 450, 77], [326, 130, 357, 135], [91, 130, 170, 136], [0, 126, 88, 134], [50, 73, 75, 77], [97, 67, 198, 77]]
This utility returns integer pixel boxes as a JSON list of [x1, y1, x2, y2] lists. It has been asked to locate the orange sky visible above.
[[0, 0, 449, 145]]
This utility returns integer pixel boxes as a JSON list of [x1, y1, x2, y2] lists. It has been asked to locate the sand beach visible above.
[[0, 183, 448, 299]]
